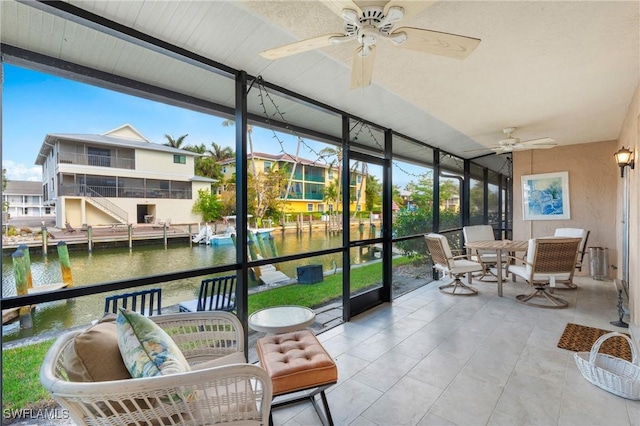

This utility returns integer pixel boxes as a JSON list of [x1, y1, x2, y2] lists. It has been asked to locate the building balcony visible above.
[[58, 152, 135, 170]]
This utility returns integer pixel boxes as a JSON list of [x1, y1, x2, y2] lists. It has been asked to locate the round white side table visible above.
[[248, 305, 316, 334]]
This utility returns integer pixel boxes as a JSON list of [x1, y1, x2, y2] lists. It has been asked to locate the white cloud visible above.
[[3, 160, 42, 182]]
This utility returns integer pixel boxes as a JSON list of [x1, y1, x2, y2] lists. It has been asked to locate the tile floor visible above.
[[272, 275, 640, 426]]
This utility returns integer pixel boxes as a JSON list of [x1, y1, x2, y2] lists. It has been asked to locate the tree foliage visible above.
[[2, 168, 8, 212], [163, 134, 188, 148], [394, 208, 432, 261], [365, 175, 382, 212], [191, 189, 223, 222]]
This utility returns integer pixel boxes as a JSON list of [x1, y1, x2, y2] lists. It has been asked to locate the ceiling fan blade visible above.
[[463, 146, 494, 153], [524, 144, 557, 150], [519, 137, 556, 145], [350, 45, 377, 90], [391, 27, 480, 59], [260, 34, 350, 60], [320, 0, 362, 17], [384, 0, 436, 22]]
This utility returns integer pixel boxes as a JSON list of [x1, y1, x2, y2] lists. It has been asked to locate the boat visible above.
[[209, 229, 235, 246], [221, 215, 274, 239], [248, 226, 275, 237], [192, 223, 213, 244]]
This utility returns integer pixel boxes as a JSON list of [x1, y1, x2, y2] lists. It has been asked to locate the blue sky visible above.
[[2, 64, 240, 181], [2, 63, 419, 186]]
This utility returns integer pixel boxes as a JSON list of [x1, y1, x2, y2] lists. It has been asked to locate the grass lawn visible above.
[[2, 339, 56, 414], [249, 261, 382, 312], [2, 256, 416, 413]]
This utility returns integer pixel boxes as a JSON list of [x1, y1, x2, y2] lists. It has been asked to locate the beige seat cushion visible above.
[[63, 315, 131, 382], [256, 330, 337, 395]]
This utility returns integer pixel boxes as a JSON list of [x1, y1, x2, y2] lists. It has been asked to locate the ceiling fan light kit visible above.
[[259, 0, 481, 89]]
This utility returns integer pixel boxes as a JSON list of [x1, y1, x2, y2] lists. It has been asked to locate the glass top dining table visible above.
[[464, 240, 529, 296]]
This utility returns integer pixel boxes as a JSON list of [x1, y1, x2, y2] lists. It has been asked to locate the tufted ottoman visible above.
[[256, 330, 337, 426]]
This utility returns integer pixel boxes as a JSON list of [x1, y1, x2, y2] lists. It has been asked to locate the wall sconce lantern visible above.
[[614, 147, 634, 178]]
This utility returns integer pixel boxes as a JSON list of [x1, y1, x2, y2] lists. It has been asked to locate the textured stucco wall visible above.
[[512, 140, 618, 279]]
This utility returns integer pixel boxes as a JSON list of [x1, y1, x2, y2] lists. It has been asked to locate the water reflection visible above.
[[2, 231, 375, 341]]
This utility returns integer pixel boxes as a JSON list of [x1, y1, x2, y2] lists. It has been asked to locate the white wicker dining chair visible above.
[[40, 311, 272, 426]]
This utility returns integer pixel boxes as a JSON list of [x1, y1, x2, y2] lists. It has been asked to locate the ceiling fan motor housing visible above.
[[345, 6, 395, 46]]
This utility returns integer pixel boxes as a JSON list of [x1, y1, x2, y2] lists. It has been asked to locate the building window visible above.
[[356, 175, 362, 183], [263, 161, 272, 172], [328, 170, 334, 180], [173, 155, 186, 164], [357, 204, 362, 212], [307, 203, 313, 212], [88, 147, 111, 167], [45, 207, 51, 214]]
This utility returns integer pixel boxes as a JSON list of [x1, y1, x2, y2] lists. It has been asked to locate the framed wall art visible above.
[[522, 171, 570, 220]]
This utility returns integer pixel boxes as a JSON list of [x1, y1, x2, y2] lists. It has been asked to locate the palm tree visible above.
[[163, 134, 188, 148], [350, 160, 368, 218], [221, 120, 256, 174], [282, 137, 302, 209], [208, 142, 234, 161], [222, 120, 262, 217], [318, 146, 343, 213]]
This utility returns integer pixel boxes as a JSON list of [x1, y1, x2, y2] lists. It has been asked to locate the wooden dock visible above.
[[2, 224, 192, 254], [2, 282, 69, 325], [254, 264, 292, 285]]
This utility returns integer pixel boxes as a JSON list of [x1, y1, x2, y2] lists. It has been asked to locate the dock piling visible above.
[[17, 244, 33, 290], [12, 250, 32, 329], [41, 226, 48, 256], [57, 242, 74, 290]]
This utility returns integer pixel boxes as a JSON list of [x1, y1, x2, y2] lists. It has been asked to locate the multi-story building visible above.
[[34, 124, 215, 228], [217, 152, 367, 215], [2, 180, 54, 219]]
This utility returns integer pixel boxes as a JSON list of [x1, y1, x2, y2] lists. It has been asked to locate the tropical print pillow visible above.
[[116, 308, 195, 402]]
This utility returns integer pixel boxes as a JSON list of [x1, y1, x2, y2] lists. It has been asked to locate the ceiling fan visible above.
[[467, 127, 557, 155], [259, 0, 481, 90]]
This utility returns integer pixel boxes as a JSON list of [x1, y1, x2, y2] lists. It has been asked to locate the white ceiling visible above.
[[2, 0, 639, 160]]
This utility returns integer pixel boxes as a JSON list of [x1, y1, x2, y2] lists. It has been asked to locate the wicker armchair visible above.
[[425, 233, 484, 295], [507, 237, 581, 308], [554, 228, 590, 288], [40, 311, 272, 426]]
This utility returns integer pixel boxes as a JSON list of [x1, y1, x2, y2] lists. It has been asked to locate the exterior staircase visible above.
[[83, 186, 129, 224]]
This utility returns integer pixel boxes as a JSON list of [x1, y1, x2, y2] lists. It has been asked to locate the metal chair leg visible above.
[[516, 286, 568, 308], [439, 277, 478, 296]]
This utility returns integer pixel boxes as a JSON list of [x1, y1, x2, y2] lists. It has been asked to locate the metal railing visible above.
[[59, 184, 192, 200], [58, 152, 135, 169], [84, 186, 129, 223]]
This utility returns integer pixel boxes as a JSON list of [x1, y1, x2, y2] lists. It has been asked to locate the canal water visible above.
[[2, 231, 371, 342]]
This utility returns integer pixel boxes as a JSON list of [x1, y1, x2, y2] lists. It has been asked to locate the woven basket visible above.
[[574, 332, 640, 400]]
